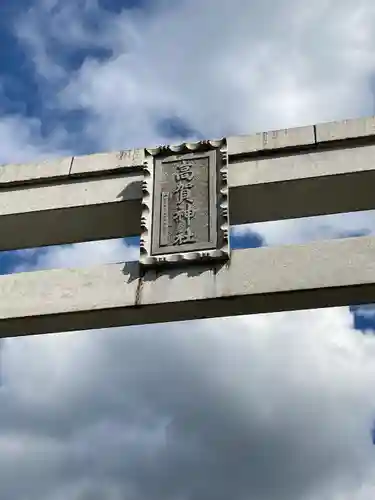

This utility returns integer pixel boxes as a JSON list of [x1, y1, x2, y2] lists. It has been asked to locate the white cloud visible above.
[[16, 0, 375, 150], [0, 115, 68, 164], [1, 308, 375, 500]]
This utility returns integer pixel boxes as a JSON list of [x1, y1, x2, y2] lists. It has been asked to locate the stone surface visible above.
[[4, 139, 375, 251], [70, 149, 145, 175], [0, 175, 137, 215], [227, 125, 315, 156], [316, 116, 375, 143], [0, 157, 72, 184], [151, 151, 217, 255], [228, 143, 375, 224], [0, 173, 142, 251], [229, 143, 375, 186], [0, 262, 139, 320], [141, 266, 216, 305], [2, 238, 375, 336], [215, 238, 375, 297]]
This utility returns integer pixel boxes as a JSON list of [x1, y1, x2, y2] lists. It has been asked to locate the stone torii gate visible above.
[[1, 115, 375, 338]]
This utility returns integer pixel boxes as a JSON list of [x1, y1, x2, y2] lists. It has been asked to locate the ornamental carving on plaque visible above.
[[140, 140, 229, 267]]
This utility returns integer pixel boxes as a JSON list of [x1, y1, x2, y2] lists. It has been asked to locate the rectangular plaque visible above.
[[140, 143, 229, 267]]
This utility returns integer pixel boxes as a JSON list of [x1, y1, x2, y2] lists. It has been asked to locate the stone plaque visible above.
[[140, 141, 229, 267]]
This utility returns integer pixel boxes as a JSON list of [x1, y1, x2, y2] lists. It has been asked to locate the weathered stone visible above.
[[70, 149, 145, 175], [3, 138, 375, 251], [316, 116, 375, 143], [152, 152, 214, 254], [0, 157, 72, 185], [2, 238, 375, 336], [227, 125, 315, 156], [140, 145, 229, 267]]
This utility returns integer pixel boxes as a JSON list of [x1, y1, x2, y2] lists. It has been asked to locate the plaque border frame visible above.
[[140, 139, 229, 268]]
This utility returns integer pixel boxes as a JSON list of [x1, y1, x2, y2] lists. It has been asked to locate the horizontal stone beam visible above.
[[230, 143, 375, 225], [1, 115, 373, 186], [2, 115, 375, 251], [227, 115, 375, 156], [0, 172, 142, 251], [1, 236, 375, 337], [2, 143, 375, 251], [0, 151, 145, 251]]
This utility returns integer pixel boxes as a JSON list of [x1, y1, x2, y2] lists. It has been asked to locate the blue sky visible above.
[[2, 1, 375, 499]]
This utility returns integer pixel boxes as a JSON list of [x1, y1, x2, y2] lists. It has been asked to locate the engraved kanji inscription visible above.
[[140, 142, 229, 267], [172, 163, 196, 245], [151, 154, 212, 254]]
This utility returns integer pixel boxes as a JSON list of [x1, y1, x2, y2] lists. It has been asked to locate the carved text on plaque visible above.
[[140, 144, 229, 267], [172, 162, 196, 245], [151, 152, 215, 255]]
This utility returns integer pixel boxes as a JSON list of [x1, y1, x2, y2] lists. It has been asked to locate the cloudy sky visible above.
[[2, 0, 375, 499]]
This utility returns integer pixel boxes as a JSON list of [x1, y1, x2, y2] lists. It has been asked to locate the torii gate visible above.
[[1, 115, 375, 338]]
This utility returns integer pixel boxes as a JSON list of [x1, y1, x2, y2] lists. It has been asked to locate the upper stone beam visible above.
[[2, 116, 375, 252], [315, 116, 375, 143], [0, 149, 145, 186], [227, 115, 375, 157], [227, 124, 315, 156], [2, 115, 375, 187]]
